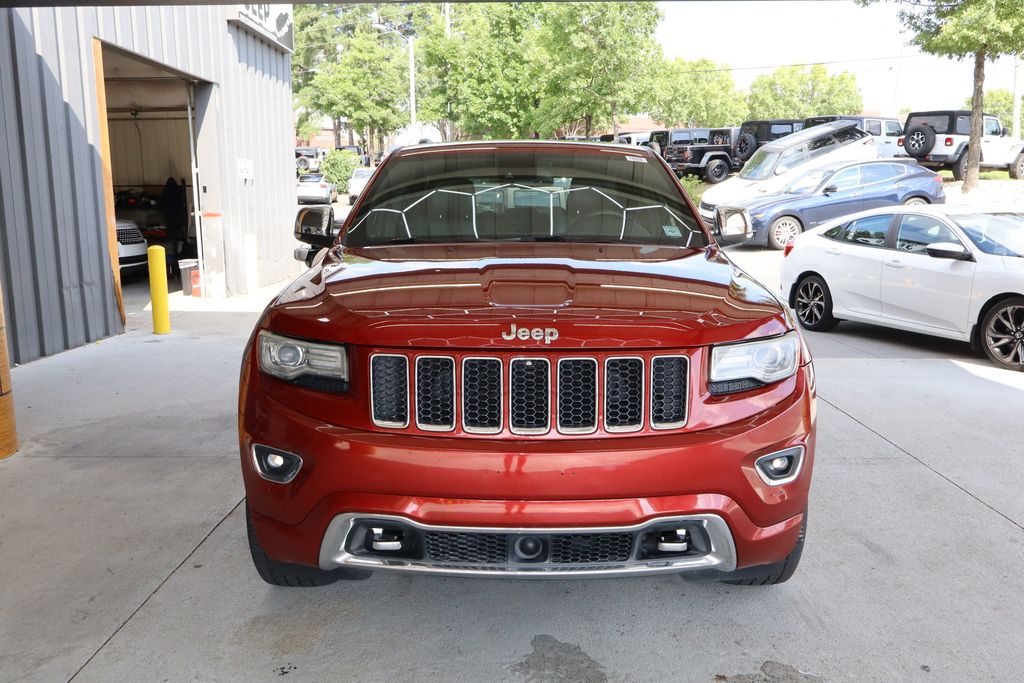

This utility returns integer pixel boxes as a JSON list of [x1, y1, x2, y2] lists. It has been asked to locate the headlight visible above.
[[258, 330, 348, 392], [709, 332, 799, 394]]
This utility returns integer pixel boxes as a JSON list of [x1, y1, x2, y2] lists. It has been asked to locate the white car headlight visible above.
[[710, 332, 799, 392], [258, 330, 348, 391]]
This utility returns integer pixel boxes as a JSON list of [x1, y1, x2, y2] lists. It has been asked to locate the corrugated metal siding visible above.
[[0, 6, 293, 364]]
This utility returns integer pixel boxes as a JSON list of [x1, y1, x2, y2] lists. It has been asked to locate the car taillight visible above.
[[897, 137, 904, 146], [783, 243, 795, 257], [319, 182, 328, 188], [945, 137, 953, 146]]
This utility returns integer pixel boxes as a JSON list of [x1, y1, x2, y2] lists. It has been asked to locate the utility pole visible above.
[[1013, 55, 1022, 139], [443, 3, 451, 38], [408, 35, 417, 137]]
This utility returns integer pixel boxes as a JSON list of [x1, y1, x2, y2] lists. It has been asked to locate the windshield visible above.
[[352, 168, 373, 179], [343, 147, 707, 248], [739, 149, 780, 181], [953, 213, 1024, 257], [783, 169, 831, 194], [298, 174, 322, 182]]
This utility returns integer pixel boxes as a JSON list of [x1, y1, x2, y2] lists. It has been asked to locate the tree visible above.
[[862, 0, 1024, 192], [963, 88, 1021, 131], [533, 2, 661, 137], [649, 58, 747, 127], [306, 30, 408, 159], [746, 65, 863, 120]]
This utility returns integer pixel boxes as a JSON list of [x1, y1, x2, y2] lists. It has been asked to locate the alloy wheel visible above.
[[773, 218, 801, 246], [985, 304, 1024, 367], [796, 280, 825, 326], [903, 197, 928, 206], [909, 131, 925, 151]]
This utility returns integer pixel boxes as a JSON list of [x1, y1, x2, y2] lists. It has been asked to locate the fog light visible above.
[[754, 446, 805, 486], [252, 445, 302, 484]]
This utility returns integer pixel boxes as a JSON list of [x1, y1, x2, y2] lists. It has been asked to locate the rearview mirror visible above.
[[925, 242, 973, 261], [294, 206, 335, 250], [822, 184, 838, 195], [716, 208, 753, 240]]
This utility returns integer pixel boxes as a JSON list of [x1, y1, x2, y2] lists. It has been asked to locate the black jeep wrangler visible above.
[[663, 127, 741, 183], [734, 119, 804, 162]]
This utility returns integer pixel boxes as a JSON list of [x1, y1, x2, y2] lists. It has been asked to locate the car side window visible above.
[[956, 116, 971, 135], [832, 127, 869, 144], [841, 215, 892, 247], [885, 121, 903, 136], [807, 136, 837, 160], [896, 215, 964, 254], [829, 167, 861, 191], [984, 118, 1002, 136], [823, 224, 845, 240], [777, 145, 807, 173], [860, 163, 902, 185], [865, 120, 882, 136], [771, 124, 792, 136]]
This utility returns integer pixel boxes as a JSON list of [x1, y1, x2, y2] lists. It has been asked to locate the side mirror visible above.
[[925, 242, 973, 261], [1002, 127, 1011, 137], [774, 165, 789, 176], [716, 208, 753, 240], [294, 206, 335, 250], [822, 184, 838, 195]]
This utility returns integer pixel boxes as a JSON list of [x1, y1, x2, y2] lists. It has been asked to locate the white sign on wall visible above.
[[228, 5, 293, 52]]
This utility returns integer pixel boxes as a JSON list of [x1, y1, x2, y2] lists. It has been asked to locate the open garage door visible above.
[[100, 45, 206, 312]]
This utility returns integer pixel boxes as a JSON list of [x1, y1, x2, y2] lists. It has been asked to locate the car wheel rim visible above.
[[713, 164, 726, 180], [909, 132, 924, 150], [905, 198, 926, 205], [796, 281, 825, 325], [985, 304, 1024, 366], [773, 219, 800, 245]]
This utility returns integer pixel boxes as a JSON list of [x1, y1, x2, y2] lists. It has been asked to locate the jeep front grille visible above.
[[369, 352, 689, 435]]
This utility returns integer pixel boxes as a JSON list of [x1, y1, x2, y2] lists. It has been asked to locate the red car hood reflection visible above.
[[266, 243, 789, 349]]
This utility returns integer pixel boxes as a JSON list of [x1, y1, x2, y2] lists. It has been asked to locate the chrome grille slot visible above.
[[415, 356, 455, 431], [557, 358, 597, 434], [604, 357, 644, 432], [370, 354, 409, 428], [650, 356, 689, 429], [509, 358, 550, 434], [462, 358, 502, 433]]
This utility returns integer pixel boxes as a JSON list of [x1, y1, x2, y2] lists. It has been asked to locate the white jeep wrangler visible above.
[[899, 110, 1024, 180]]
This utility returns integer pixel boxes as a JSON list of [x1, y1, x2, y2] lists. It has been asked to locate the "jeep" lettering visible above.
[[500, 323, 559, 345]]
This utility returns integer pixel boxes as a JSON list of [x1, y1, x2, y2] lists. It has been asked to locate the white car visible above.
[[779, 205, 1024, 370], [699, 120, 877, 229], [297, 174, 336, 204], [347, 167, 373, 205], [115, 219, 148, 271]]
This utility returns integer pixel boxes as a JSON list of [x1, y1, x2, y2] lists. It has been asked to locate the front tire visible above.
[[722, 514, 806, 586], [794, 275, 839, 331], [246, 503, 371, 587], [980, 297, 1024, 371], [703, 158, 730, 184], [902, 196, 929, 206], [1009, 153, 1024, 180], [767, 216, 803, 250]]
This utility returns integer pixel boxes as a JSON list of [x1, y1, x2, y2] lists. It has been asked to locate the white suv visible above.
[[899, 110, 1024, 180], [699, 120, 877, 230]]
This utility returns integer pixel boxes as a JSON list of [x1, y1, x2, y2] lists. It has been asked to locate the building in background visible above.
[[0, 5, 296, 364]]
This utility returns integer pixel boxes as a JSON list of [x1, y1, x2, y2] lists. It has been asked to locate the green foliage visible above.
[[532, 2, 661, 137], [747, 65, 862, 120], [677, 175, 706, 203], [650, 58, 747, 127], [963, 88, 1022, 130], [319, 150, 362, 190]]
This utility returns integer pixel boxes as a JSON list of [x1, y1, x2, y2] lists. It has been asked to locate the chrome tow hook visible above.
[[657, 529, 690, 553], [370, 527, 403, 551]]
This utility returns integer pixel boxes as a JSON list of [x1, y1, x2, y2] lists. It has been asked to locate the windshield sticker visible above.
[[662, 225, 682, 238], [625, 155, 647, 164]]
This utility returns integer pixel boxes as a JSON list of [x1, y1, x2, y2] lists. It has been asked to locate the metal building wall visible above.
[[0, 5, 294, 364]]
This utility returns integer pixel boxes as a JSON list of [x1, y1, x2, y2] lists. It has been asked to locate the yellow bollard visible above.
[[147, 246, 171, 335]]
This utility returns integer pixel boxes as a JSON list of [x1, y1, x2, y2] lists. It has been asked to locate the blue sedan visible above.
[[716, 159, 946, 249]]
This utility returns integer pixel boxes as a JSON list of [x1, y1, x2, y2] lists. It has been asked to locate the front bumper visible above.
[[240, 360, 815, 576]]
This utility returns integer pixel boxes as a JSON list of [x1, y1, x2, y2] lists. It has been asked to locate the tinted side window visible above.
[[984, 118, 1002, 136], [807, 135, 838, 159], [860, 163, 903, 184], [842, 215, 892, 247], [865, 120, 882, 136], [829, 167, 861, 191], [885, 121, 903, 136], [896, 215, 963, 254], [956, 116, 971, 135], [824, 224, 845, 239], [833, 127, 868, 144], [770, 124, 793, 136]]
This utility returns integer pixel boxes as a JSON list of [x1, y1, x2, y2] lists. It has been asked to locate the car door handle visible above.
[[885, 259, 905, 269], [824, 247, 841, 255]]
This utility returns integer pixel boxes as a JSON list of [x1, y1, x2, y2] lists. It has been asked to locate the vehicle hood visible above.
[[720, 192, 810, 216], [266, 243, 790, 350], [701, 176, 785, 207]]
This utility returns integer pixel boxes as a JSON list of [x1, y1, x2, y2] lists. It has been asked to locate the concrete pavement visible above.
[[1, 250, 1023, 682]]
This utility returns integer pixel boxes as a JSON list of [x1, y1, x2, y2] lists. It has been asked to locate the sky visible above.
[[655, 0, 1022, 116]]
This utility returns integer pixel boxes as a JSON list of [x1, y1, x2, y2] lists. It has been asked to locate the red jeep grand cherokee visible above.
[[239, 141, 815, 587]]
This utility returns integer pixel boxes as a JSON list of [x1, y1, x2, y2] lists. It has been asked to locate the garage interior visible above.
[[101, 46, 205, 311]]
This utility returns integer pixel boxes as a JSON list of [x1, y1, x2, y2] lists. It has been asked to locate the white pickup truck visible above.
[[899, 110, 1024, 180]]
